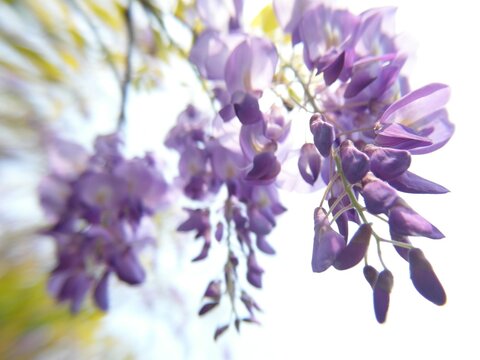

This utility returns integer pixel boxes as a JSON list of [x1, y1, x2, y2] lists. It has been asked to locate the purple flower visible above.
[[408, 248, 446, 306], [298, 143, 321, 185], [298, 4, 358, 71], [361, 175, 398, 214], [225, 37, 278, 96], [311, 207, 345, 272], [333, 224, 371, 270], [339, 140, 370, 184], [376, 83, 454, 154], [245, 151, 281, 184], [388, 199, 444, 239], [373, 269, 393, 323]]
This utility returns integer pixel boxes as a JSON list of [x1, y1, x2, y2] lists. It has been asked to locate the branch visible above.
[[117, 0, 135, 130]]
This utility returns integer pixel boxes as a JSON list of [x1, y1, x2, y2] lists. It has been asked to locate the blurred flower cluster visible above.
[[39, 134, 168, 312]]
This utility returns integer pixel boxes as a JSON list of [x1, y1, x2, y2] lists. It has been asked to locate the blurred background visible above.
[[1, 0, 479, 359]]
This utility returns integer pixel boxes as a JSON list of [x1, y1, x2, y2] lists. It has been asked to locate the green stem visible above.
[[334, 154, 388, 270]]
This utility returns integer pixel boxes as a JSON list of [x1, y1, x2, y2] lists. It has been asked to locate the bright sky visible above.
[[105, 1, 480, 359]]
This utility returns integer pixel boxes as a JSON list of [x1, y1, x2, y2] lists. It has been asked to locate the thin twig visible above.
[[117, 0, 135, 130]]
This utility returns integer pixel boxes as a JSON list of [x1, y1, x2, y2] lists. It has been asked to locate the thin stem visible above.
[[117, 0, 135, 131], [334, 154, 388, 270], [319, 173, 339, 208], [379, 238, 415, 249], [329, 204, 354, 225], [325, 190, 348, 218], [284, 63, 322, 113]]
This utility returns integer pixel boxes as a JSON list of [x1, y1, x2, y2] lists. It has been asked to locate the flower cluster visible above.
[[183, 0, 454, 329], [271, 1, 453, 322], [39, 134, 168, 312], [166, 103, 287, 336]]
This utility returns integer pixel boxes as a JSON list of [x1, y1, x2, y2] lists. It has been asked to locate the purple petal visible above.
[[256, 235, 276, 255], [204, 280, 222, 299], [214, 324, 230, 341], [311, 228, 345, 273], [367, 146, 411, 180], [388, 202, 444, 239], [232, 91, 264, 124], [112, 248, 146, 285], [225, 37, 277, 94], [198, 302, 220, 316], [387, 171, 449, 194], [363, 265, 379, 289], [340, 140, 370, 184], [408, 109, 455, 155], [344, 70, 376, 98], [215, 222, 224, 242], [298, 143, 322, 185], [333, 224, 371, 270], [373, 270, 394, 323], [245, 152, 281, 184], [312, 120, 335, 157], [375, 123, 432, 150], [409, 248, 446, 306], [323, 51, 345, 85], [379, 83, 450, 126], [361, 178, 398, 214]]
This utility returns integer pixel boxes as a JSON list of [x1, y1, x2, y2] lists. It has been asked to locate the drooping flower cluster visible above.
[[271, 0, 453, 322], [183, 0, 454, 330], [39, 134, 168, 312], [165, 102, 287, 335]]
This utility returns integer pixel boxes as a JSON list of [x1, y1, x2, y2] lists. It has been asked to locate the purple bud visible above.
[[363, 265, 379, 289], [311, 227, 345, 273], [247, 252, 264, 288], [361, 176, 398, 214], [298, 143, 322, 185], [256, 235, 276, 255], [387, 171, 449, 194], [323, 51, 345, 85], [313, 120, 335, 157], [340, 140, 369, 184], [388, 201, 444, 239], [409, 248, 446, 306], [112, 248, 146, 285], [232, 91, 264, 125], [204, 280, 222, 299], [366, 145, 411, 180], [334, 224, 371, 270], [94, 271, 110, 311], [215, 222, 224, 242], [192, 241, 211, 262], [373, 269, 394, 324], [58, 272, 92, 313], [198, 302, 220, 316], [214, 324, 230, 341], [245, 152, 281, 184]]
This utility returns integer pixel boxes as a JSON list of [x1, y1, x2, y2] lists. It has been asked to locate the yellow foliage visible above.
[[251, 3, 279, 36]]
